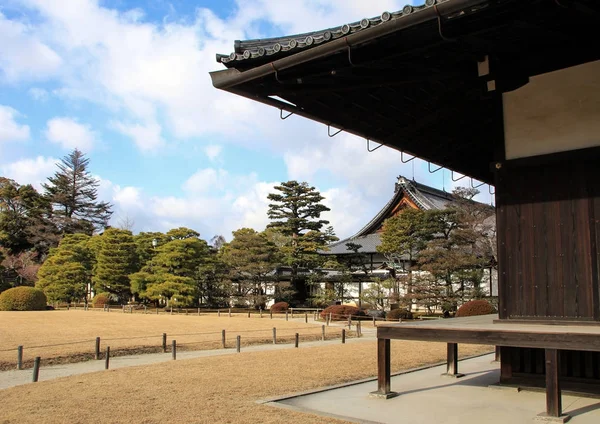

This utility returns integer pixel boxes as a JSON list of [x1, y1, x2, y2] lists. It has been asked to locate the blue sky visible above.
[[0, 0, 492, 241]]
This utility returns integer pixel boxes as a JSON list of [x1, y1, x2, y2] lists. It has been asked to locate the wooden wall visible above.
[[495, 148, 600, 321]]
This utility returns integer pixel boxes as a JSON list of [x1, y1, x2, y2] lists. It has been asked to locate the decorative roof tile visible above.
[[217, 0, 448, 66]]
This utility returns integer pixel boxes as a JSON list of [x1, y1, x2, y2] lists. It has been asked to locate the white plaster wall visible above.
[[503, 60, 600, 159]]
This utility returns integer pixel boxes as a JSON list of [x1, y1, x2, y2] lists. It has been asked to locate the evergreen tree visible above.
[[43, 149, 112, 235], [132, 232, 168, 271], [267, 181, 337, 302], [36, 234, 93, 303], [220, 228, 281, 308], [94, 228, 136, 302]]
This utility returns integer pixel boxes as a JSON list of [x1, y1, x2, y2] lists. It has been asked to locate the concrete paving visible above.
[[268, 354, 600, 424]]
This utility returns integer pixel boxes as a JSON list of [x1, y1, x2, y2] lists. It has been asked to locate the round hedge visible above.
[[320, 305, 366, 321], [0, 286, 47, 311], [270, 301, 289, 312], [456, 299, 496, 317], [386, 308, 413, 321], [92, 293, 111, 308]]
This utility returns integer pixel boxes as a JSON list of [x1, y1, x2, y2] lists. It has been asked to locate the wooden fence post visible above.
[[222, 330, 226, 349], [162, 333, 167, 353], [32, 357, 40, 382], [144, 305, 147, 314], [295, 333, 299, 348], [322, 325, 325, 341], [342, 329, 346, 344], [156, 307, 158, 315], [357, 321, 362, 337], [172, 340, 177, 360], [272, 328, 276, 344], [198, 307, 200, 316], [260, 308, 263, 318], [270, 310, 273, 319], [285, 311, 288, 321], [17, 345, 23, 370], [95, 337, 101, 360], [236, 335, 241, 353], [291, 309, 294, 319], [105, 347, 110, 370], [218, 310, 221, 317], [348, 316, 352, 329], [373, 316, 376, 327], [228, 308, 231, 317], [305, 313, 308, 323], [247, 310, 250, 318]]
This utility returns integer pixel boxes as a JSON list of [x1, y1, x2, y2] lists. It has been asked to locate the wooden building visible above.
[[211, 0, 600, 420]]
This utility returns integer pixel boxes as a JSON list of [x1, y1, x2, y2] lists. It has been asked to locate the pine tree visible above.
[[267, 181, 337, 302], [94, 228, 137, 302], [43, 149, 112, 235]]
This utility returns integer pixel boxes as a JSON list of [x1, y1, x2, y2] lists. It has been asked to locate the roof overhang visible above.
[[210, 0, 600, 184]]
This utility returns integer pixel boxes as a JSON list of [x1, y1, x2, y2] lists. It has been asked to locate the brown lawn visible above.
[[0, 310, 344, 369], [0, 339, 492, 424]]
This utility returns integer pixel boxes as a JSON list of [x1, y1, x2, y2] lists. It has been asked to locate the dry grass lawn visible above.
[[0, 339, 492, 423], [0, 310, 343, 369]]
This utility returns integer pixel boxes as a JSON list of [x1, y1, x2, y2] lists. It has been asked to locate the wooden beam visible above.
[[370, 338, 398, 399], [442, 343, 465, 378], [499, 347, 512, 383], [536, 348, 571, 422]]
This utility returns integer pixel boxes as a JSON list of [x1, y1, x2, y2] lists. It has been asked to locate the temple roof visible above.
[[321, 176, 457, 255], [211, 0, 600, 184]]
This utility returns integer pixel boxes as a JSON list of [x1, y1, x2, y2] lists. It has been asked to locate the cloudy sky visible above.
[[0, 0, 492, 241]]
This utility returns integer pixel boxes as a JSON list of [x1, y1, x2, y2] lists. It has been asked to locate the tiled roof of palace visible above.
[[217, 0, 448, 66], [321, 176, 457, 255]]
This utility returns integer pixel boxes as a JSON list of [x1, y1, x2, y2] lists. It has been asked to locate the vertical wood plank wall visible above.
[[496, 153, 600, 321]]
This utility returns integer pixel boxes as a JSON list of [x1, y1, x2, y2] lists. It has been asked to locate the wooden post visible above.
[[17, 345, 23, 370], [541, 348, 568, 420], [270, 310, 273, 319], [222, 329, 226, 348], [442, 343, 464, 378], [322, 325, 326, 341], [162, 333, 167, 353], [305, 313, 308, 323], [285, 311, 288, 321], [247, 310, 250, 318], [198, 307, 200, 316], [228, 308, 231, 317], [500, 347, 513, 383], [373, 316, 376, 327], [185, 309, 188, 316], [144, 305, 147, 314], [95, 337, 101, 360], [170, 306, 173, 315], [156, 307, 158, 315], [348, 315, 352, 329], [122, 305, 125, 313], [236, 335, 241, 353], [342, 329, 346, 344], [295, 333, 299, 348], [272, 328, 277, 345], [105, 347, 110, 370], [370, 338, 398, 398], [494, 346, 501, 362], [357, 321, 362, 337], [32, 357, 40, 382], [329, 313, 332, 325], [260, 308, 263, 318], [218, 310, 221, 317], [291, 309, 294, 319], [172, 340, 176, 360]]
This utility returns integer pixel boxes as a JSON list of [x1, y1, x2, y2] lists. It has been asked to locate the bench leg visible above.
[[442, 343, 464, 378], [370, 338, 398, 399], [535, 349, 570, 422]]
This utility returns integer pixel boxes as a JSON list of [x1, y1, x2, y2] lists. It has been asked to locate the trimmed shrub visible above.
[[366, 309, 386, 319], [456, 299, 496, 318], [386, 308, 413, 321], [320, 305, 367, 321], [0, 286, 47, 311], [92, 293, 110, 308], [270, 301, 289, 312]]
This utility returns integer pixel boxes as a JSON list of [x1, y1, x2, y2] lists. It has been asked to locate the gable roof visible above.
[[321, 176, 457, 255]]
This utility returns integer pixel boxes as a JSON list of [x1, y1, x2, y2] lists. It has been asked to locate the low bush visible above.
[[366, 309, 386, 319], [456, 299, 496, 317], [270, 301, 289, 312], [91, 293, 110, 308], [0, 286, 47, 311], [386, 308, 413, 321], [320, 305, 367, 321]]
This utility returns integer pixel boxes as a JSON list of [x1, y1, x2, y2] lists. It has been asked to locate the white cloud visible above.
[[204, 145, 222, 162], [113, 185, 143, 209], [0, 12, 62, 82], [45, 117, 97, 151], [0, 105, 30, 143], [28, 87, 49, 101], [182, 168, 229, 193], [112, 121, 164, 151], [1, 156, 58, 190]]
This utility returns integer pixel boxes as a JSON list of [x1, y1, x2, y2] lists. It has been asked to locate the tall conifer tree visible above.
[[94, 228, 136, 301], [43, 149, 112, 235]]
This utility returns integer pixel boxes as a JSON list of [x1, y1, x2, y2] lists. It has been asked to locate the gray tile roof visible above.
[[217, 0, 444, 66], [321, 233, 382, 255]]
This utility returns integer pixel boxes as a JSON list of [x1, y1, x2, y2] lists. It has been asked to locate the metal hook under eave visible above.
[[434, 4, 456, 42], [345, 37, 355, 66], [428, 162, 443, 173], [470, 178, 485, 189], [367, 139, 383, 152], [451, 170, 467, 182], [401, 152, 416, 163], [328, 125, 343, 137], [280, 109, 294, 120], [271, 63, 284, 84]]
